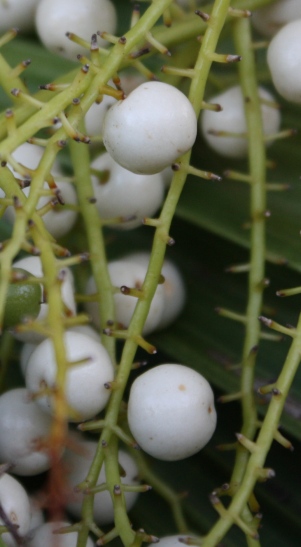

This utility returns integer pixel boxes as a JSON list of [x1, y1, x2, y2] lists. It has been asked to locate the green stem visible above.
[[201, 311, 301, 546], [0, 53, 28, 98], [231, 15, 266, 488], [104, 436, 135, 546], [0, 331, 14, 393], [134, 451, 188, 533], [76, 0, 231, 545], [68, 137, 115, 363], [200, 14, 270, 547]]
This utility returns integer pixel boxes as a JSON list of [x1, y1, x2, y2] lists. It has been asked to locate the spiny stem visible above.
[[134, 450, 188, 533], [201, 14, 268, 547], [69, 136, 115, 363], [231, 13, 266, 485], [201, 310, 301, 546], [75, 0, 232, 545]]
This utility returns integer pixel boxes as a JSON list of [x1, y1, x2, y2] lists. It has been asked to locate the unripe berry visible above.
[[12, 256, 76, 343], [2, 268, 42, 330]]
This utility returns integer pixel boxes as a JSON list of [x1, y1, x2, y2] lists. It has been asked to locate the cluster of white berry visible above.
[[2, 0, 298, 544], [0, 3, 218, 544]]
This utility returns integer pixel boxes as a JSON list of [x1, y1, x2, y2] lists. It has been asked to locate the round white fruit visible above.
[[267, 19, 301, 104], [5, 179, 77, 240], [35, 0, 117, 61], [125, 252, 186, 329], [12, 256, 76, 343], [8, 142, 61, 179], [90, 152, 165, 229], [0, 388, 54, 475], [252, 0, 301, 37], [200, 85, 281, 158], [0, 473, 31, 547], [20, 342, 37, 376], [85, 260, 165, 335], [156, 536, 194, 547], [27, 521, 94, 547], [128, 364, 217, 461], [25, 331, 114, 421], [0, 0, 40, 33], [63, 437, 139, 525], [85, 94, 116, 139], [103, 81, 197, 174], [4, 143, 78, 239]]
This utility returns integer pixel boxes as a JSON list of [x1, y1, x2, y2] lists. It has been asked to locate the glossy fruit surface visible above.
[[201, 85, 281, 158], [25, 331, 114, 421], [35, 0, 117, 61], [0, 0, 40, 33], [0, 473, 31, 547], [0, 388, 54, 475], [267, 19, 301, 103], [252, 0, 301, 37], [28, 521, 94, 547], [90, 152, 165, 229], [128, 364, 217, 461], [85, 260, 165, 334], [103, 81, 197, 174]]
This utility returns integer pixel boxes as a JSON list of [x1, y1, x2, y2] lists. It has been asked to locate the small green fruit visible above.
[[2, 268, 42, 330]]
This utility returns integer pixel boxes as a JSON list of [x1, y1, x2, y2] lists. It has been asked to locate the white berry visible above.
[[267, 19, 301, 103], [35, 0, 117, 61], [20, 342, 37, 376], [90, 152, 165, 229], [0, 473, 31, 547], [28, 521, 94, 547], [0, 0, 40, 33], [5, 179, 78, 240], [0, 388, 54, 475], [128, 364, 217, 461], [4, 143, 78, 239], [85, 260, 165, 335], [156, 536, 193, 547], [200, 85, 281, 158], [103, 81, 197, 174], [63, 436, 139, 525], [25, 331, 114, 421], [85, 94, 116, 139], [125, 252, 186, 329], [252, 0, 301, 37]]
